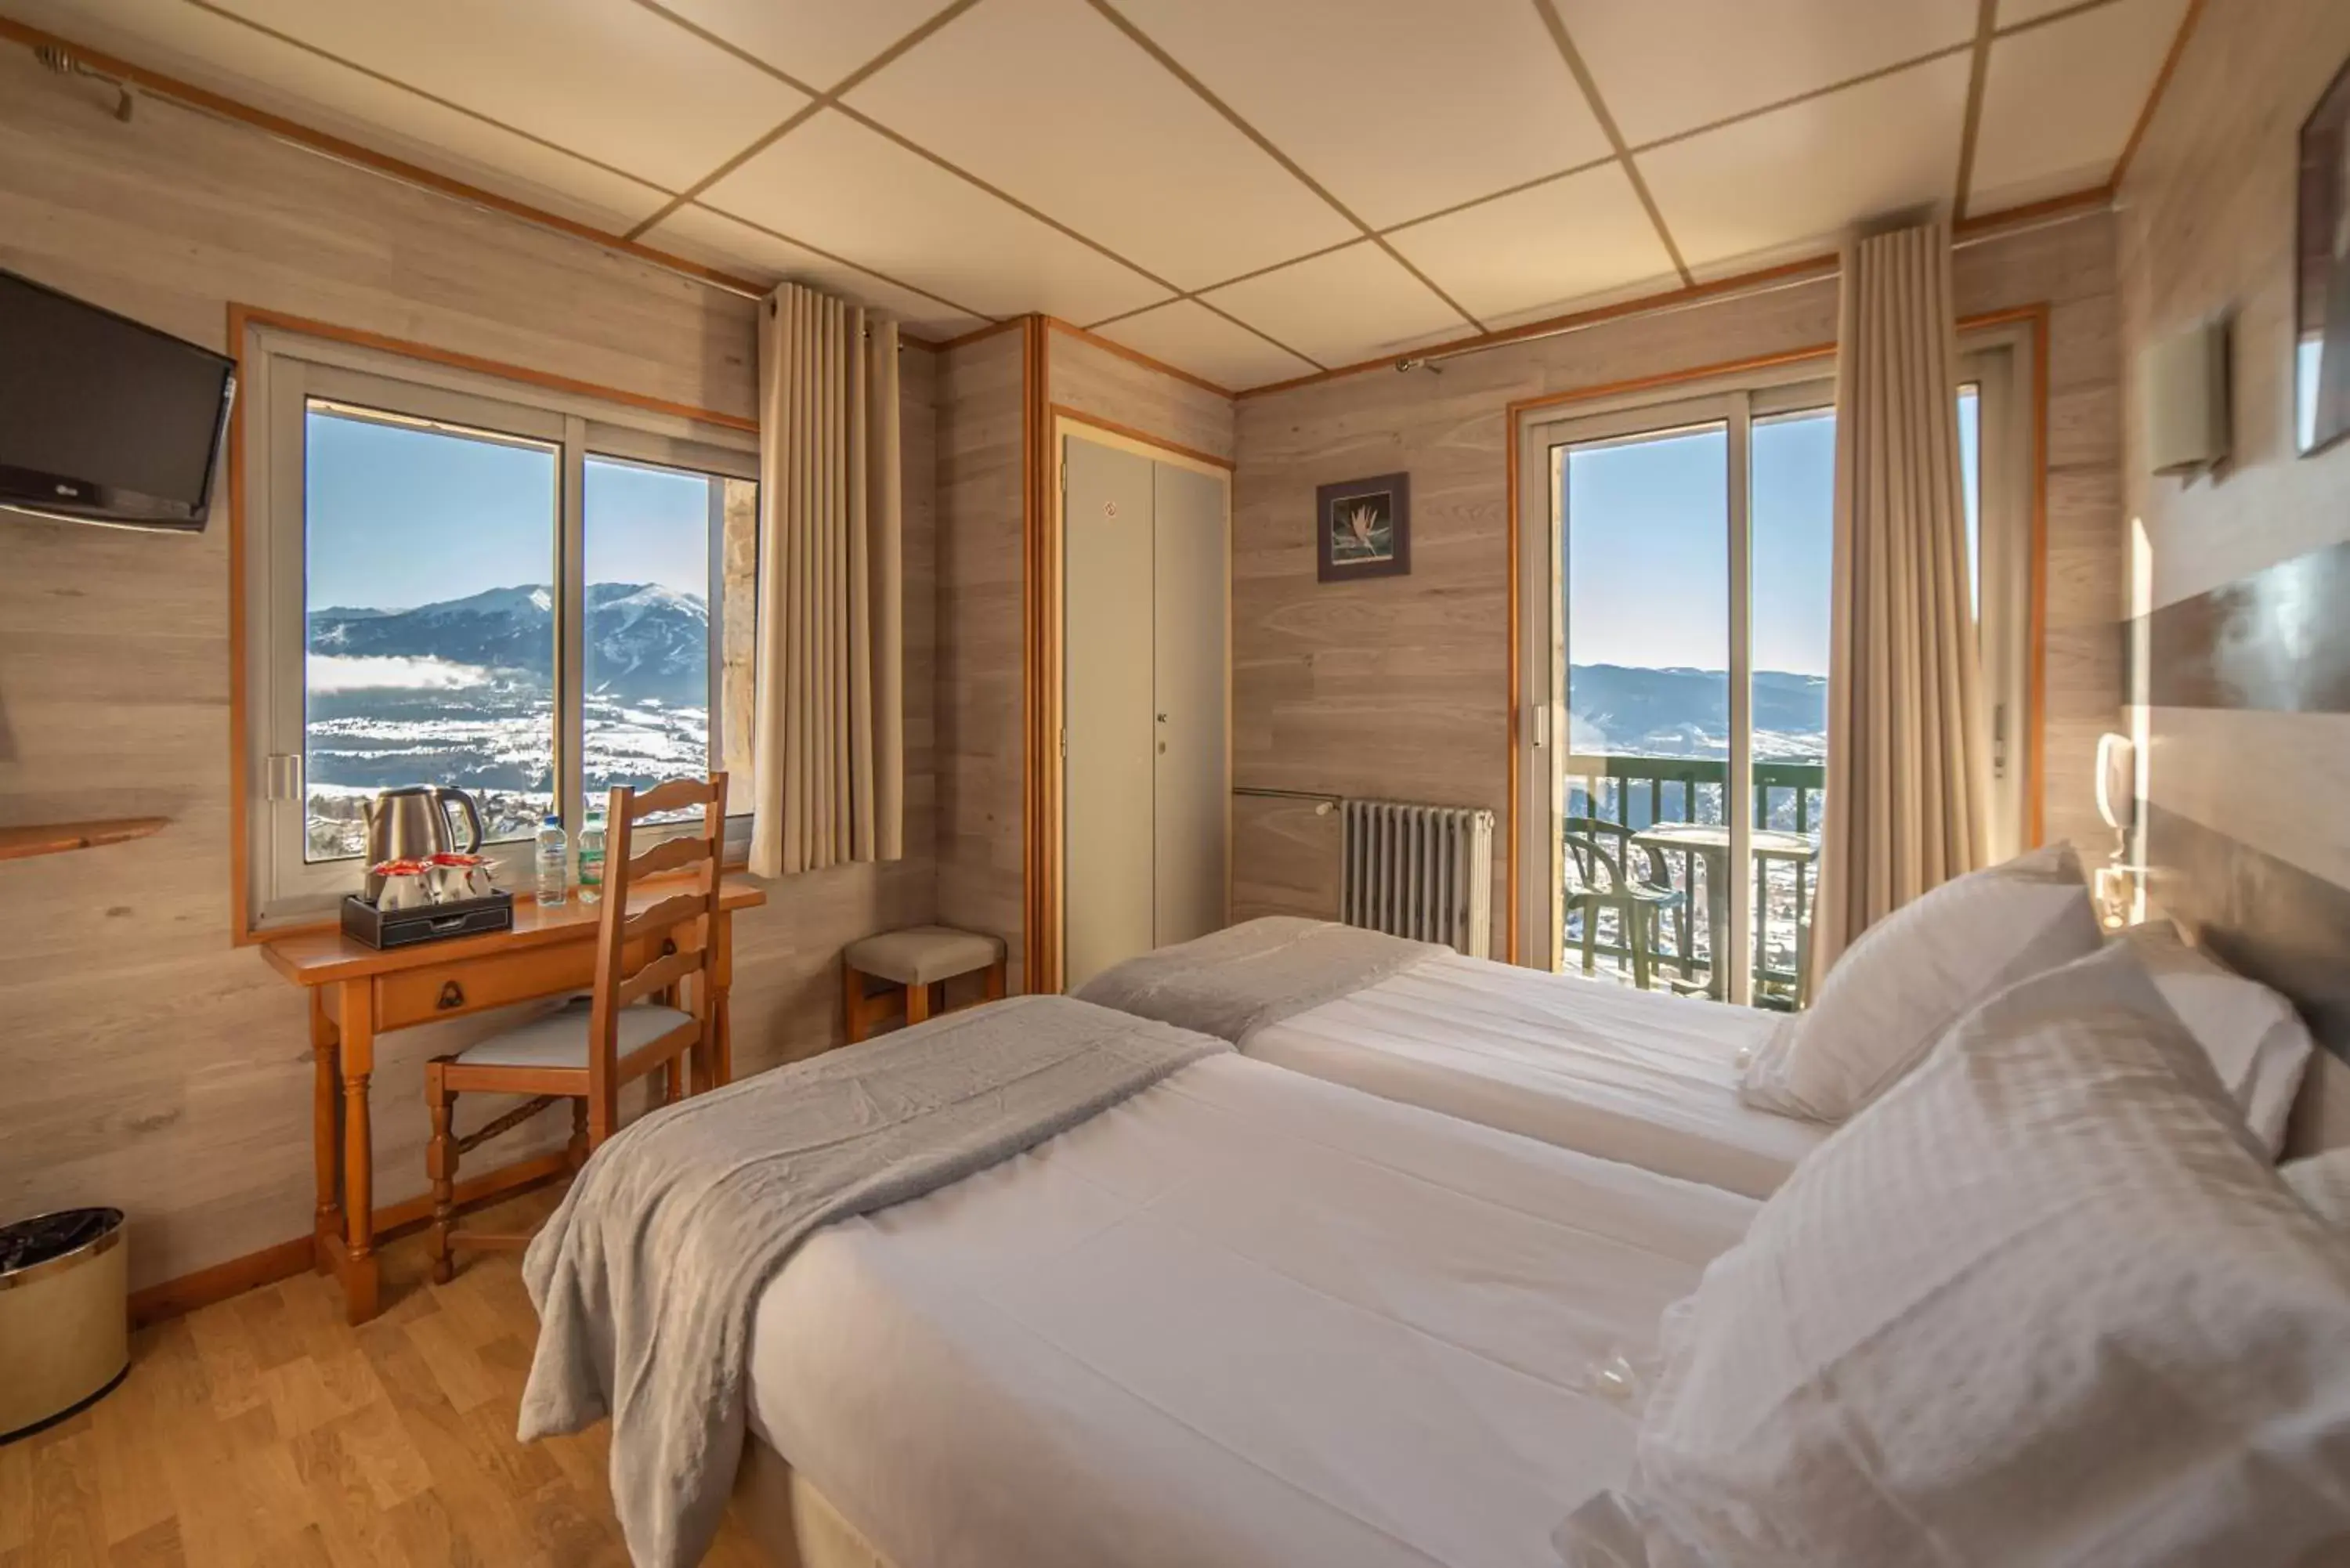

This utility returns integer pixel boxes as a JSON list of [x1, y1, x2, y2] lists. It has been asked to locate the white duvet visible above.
[[749, 1053, 1756, 1568], [1248, 952, 1826, 1198]]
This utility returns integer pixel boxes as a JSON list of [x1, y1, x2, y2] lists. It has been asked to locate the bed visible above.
[[1078, 918, 1824, 1198], [1246, 948, 1823, 1198], [519, 997, 1756, 1568], [739, 1052, 1752, 1568]]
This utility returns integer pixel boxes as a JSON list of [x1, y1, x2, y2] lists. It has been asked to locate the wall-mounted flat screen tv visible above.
[[0, 268, 237, 532]]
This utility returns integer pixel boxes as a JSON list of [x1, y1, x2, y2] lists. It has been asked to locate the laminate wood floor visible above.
[[0, 1191, 772, 1566]]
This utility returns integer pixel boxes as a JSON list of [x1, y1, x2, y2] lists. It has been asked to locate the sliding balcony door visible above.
[[1514, 343, 2029, 1004], [1554, 403, 1741, 996], [1525, 384, 1799, 1006]]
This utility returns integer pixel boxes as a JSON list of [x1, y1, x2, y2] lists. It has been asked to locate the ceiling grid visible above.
[[1527, 0, 1695, 289], [0, 0, 2203, 390]]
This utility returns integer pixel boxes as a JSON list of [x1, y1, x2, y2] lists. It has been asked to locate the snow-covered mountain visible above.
[[1567, 663, 1825, 761], [308, 582, 708, 703], [301, 583, 714, 851]]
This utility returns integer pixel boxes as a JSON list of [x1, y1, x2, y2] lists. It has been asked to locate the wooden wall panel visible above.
[[2119, 0, 2350, 614], [1978, 222, 2131, 856], [935, 329, 1029, 988], [1229, 795, 1343, 923], [2117, 0, 2350, 1057], [0, 53, 938, 1288], [1232, 218, 2124, 945], [1047, 327, 1237, 464]]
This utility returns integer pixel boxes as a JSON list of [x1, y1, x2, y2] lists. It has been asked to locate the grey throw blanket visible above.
[[1075, 916, 1444, 1045], [518, 995, 1228, 1567]]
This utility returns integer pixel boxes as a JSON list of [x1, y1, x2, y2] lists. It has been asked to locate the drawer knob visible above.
[[436, 981, 465, 1011]]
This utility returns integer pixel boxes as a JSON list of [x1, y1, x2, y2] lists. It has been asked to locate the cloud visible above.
[[307, 654, 492, 693]]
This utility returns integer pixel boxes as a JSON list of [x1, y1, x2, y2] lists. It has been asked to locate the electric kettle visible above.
[[361, 785, 485, 899]]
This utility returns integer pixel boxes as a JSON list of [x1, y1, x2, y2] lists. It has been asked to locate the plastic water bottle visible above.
[[535, 814, 569, 907], [578, 815, 606, 904]]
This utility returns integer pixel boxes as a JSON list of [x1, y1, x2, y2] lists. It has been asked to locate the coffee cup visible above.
[[428, 853, 494, 902], [374, 859, 433, 910]]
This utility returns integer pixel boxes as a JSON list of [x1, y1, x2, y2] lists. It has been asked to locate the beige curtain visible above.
[[1810, 220, 1990, 981], [750, 283, 903, 877]]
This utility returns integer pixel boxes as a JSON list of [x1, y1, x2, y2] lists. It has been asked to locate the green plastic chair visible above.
[[1563, 815, 1684, 990]]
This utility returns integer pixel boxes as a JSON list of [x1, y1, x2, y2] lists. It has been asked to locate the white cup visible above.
[[377, 866, 433, 910], [430, 857, 494, 902]]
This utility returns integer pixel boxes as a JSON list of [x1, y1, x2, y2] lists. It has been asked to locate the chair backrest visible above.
[[1563, 815, 1630, 894], [585, 773, 728, 1132]]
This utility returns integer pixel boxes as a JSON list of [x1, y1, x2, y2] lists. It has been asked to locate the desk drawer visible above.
[[373, 935, 670, 1028]]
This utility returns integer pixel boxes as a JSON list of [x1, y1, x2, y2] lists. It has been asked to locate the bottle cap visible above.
[[543, 814, 561, 826]]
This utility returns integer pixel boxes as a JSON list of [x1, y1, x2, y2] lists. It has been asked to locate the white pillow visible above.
[[2121, 919, 2316, 1157], [1568, 941, 2350, 1568], [2286, 1147, 2350, 1230], [1740, 840, 2100, 1121]]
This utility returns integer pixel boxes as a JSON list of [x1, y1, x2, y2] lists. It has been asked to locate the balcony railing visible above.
[[1563, 752, 1825, 1008]]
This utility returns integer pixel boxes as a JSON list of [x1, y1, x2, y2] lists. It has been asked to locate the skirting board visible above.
[[125, 1154, 568, 1328]]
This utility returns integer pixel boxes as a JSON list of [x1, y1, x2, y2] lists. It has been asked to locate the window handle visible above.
[[265, 753, 301, 802]]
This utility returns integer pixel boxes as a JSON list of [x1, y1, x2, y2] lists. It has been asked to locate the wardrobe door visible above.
[[1152, 461, 1227, 946], [1062, 437, 1157, 989]]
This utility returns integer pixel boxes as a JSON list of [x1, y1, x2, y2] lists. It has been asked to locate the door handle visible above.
[[1156, 713, 1169, 723]]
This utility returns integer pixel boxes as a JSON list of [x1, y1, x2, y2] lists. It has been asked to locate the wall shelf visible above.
[[0, 818, 169, 862]]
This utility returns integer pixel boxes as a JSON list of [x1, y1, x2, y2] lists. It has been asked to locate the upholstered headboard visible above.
[[2143, 820, 2350, 1156], [2286, 1053, 2350, 1158]]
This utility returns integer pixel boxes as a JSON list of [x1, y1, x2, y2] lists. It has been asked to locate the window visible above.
[[242, 328, 757, 928], [583, 456, 759, 824], [1513, 328, 2034, 992]]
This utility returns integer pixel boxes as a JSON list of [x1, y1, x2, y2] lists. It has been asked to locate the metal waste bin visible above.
[[0, 1208, 128, 1443]]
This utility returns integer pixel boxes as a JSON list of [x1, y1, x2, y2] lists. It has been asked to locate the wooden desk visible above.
[[261, 875, 768, 1323]]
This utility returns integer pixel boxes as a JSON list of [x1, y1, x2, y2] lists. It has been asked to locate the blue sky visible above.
[[306, 410, 711, 610], [1564, 396, 1979, 677]]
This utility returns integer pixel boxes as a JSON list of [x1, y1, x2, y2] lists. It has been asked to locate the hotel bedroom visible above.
[[2, 0, 2348, 1564]]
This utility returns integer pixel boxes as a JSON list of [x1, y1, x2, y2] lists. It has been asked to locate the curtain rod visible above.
[[1394, 201, 2110, 376]]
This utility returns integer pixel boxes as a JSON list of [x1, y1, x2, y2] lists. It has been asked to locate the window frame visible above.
[[1509, 327, 2035, 975], [239, 323, 757, 933]]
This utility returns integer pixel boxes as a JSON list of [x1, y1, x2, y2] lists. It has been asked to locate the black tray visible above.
[[340, 889, 514, 950]]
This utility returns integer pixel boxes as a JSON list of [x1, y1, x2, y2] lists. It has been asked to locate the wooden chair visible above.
[[1563, 815, 1684, 991], [423, 773, 727, 1284]]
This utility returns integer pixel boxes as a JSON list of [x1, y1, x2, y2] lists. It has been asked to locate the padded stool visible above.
[[842, 925, 1007, 1042]]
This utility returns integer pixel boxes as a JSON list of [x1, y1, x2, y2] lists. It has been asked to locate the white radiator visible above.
[[1340, 799, 1495, 959]]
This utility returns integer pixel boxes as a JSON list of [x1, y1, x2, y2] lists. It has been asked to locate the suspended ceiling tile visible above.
[[6, 0, 671, 232], [701, 109, 1166, 325], [1107, 0, 1610, 231], [1969, 0, 2190, 213], [844, 0, 1353, 292], [1385, 164, 1679, 330], [1092, 300, 1315, 392], [1200, 243, 1466, 370], [201, 0, 806, 192], [1637, 52, 1972, 274], [641, 205, 991, 338], [1554, 0, 1976, 148], [649, 0, 949, 89]]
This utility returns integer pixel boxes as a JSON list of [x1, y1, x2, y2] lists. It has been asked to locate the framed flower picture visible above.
[[1315, 472, 1410, 582]]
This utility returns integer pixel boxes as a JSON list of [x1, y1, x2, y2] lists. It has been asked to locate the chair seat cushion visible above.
[[844, 925, 1003, 986], [455, 999, 695, 1071]]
